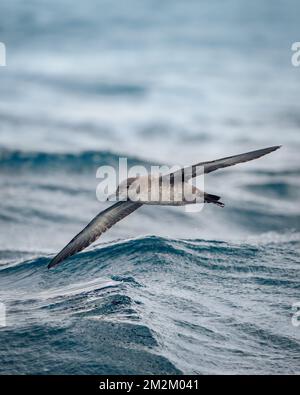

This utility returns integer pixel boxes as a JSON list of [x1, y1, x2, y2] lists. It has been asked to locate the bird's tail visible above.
[[204, 193, 225, 208]]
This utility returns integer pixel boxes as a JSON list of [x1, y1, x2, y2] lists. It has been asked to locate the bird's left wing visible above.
[[48, 201, 142, 269]]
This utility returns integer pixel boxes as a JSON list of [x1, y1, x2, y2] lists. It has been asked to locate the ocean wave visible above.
[[25, 72, 147, 97], [244, 181, 300, 199], [0, 234, 299, 374], [0, 148, 149, 172], [2, 233, 299, 271]]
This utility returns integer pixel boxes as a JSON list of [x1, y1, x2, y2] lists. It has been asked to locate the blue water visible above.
[[0, 0, 299, 374]]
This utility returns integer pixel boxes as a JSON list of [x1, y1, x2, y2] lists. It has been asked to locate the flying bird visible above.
[[48, 146, 281, 269]]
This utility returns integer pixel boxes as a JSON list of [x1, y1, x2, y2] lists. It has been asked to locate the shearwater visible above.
[[48, 146, 281, 269]]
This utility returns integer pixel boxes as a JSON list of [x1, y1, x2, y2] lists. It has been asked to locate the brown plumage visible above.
[[48, 146, 280, 269]]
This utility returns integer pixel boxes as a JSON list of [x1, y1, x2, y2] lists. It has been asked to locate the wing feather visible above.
[[48, 201, 142, 269], [165, 146, 281, 181]]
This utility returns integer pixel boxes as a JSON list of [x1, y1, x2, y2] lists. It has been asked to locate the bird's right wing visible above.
[[164, 146, 281, 181], [48, 201, 142, 269]]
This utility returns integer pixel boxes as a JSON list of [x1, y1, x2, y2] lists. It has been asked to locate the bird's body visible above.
[[120, 175, 204, 206], [48, 146, 281, 269]]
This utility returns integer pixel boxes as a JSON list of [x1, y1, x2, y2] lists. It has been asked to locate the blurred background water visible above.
[[0, 0, 299, 374]]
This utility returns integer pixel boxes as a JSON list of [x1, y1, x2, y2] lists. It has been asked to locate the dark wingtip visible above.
[[47, 256, 61, 269], [47, 260, 56, 270], [269, 145, 282, 152]]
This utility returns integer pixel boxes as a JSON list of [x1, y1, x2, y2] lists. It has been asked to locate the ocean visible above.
[[0, 0, 299, 374]]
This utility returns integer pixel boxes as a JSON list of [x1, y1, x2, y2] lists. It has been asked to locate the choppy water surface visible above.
[[0, 0, 299, 374]]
